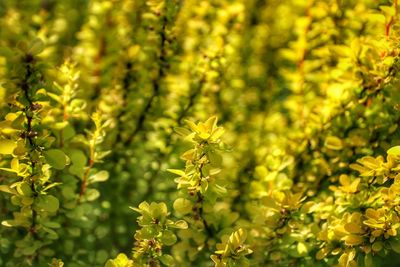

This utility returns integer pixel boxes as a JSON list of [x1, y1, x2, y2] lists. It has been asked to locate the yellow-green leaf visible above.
[[325, 136, 343, 150], [173, 198, 192, 216], [161, 230, 177, 246], [343, 234, 363, 245], [0, 139, 16, 154], [88, 170, 109, 184], [388, 146, 400, 156]]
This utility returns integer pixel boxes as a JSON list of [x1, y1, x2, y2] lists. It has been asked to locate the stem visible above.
[[142, 75, 206, 201], [385, 0, 398, 38], [196, 156, 213, 237], [91, 33, 107, 100], [196, 192, 213, 237], [176, 75, 206, 125], [124, 13, 168, 146], [78, 143, 95, 203], [114, 62, 133, 145], [21, 54, 41, 262]]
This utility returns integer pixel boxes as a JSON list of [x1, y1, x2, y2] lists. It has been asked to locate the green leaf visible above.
[[42, 182, 62, 192], [200, 180, 209, 194], [213, 184, 227, 196], [35, 195, 59, 213], [208, 151, 222, 166], [44, 149, 68, 170], [85, 188, 100, 201], [68, 149, 87, 177], [390, 240, 400, 253], [0, 46, 14, 57], [364, 253, 373, 267], [21, 197, 34, 206], [47, 92, 61, 103], [63, 124, 76, 142], [137, 226, 157, 239], [104, 260, 114, 267], [42, 221, 61, 228], [88, 170, 109, 184], [16, 182, 33, 197], [174, 127, 191, 137], [161, 230, 177, 246], [159, 254, 175, 266], [0, 139, 16, 154], [21, 245, 39, 256], [28, 38, 45, 55]]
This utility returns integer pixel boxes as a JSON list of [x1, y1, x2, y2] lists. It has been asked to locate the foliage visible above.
[[1, 0, 400, 267]]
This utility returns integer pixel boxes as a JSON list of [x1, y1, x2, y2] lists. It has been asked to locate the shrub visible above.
[[1, 0, 400, 267]]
